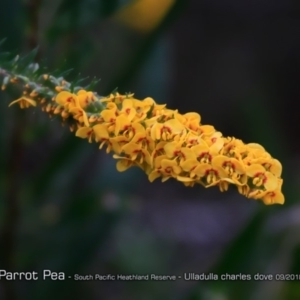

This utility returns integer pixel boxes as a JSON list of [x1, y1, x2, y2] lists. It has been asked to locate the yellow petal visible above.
[[193, 163, 211, 177], [181, 148, 197, 161], [75, 127, 92, 139], [262, 191, 285, 205], [264, 172, 278, 191], [199, 125, 215, 135], [148, 171, 161, 182], [101, 110, 116, 123], [164, 119, 185, 134], [164, 141, 179, 158], [116, 159, 133, 172], [181, 159, 198, 172], [246, 164, 265, 177], [177, 176, 195, 182], [131, 122, 146, 135], [191, 144, 210, 158], [55, 91, 76, 106], [115, 115, 131, 135], [270, 159, 282, 177], [93, 124, 109, 140], [122, 143, 142, 162], [209, 136, 224, 154]]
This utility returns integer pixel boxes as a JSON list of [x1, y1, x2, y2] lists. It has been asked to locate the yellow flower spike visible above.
[[8, 96, 37, 109], [6, 80, 284, 204], [246, 164, 278, 191]]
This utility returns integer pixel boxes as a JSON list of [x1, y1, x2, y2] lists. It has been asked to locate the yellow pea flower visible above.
[[69, 107, 89, 127], [119, 99, 136, 121], [77, 90, 96, 108], [180, 158, 201, 179], [121, 142, 151, 165], [261, 179, 284, 205], [113, 155, 137, 172], [92, 124, 111, 149], [150, 118, 186, 141], [130, 129, 155, 151], [148, 155, 181, 182], [191, 141, 221, 164], [8, 96, 37, 109], [246, 164, 278, 191], [164, 141, 197, 165], [7, 86, 284, 204], [193, 163, 228, 187], [55, 91, 79, 110], [251, 158, 282, 177], [212, 155, 246, 185], [221, 137, 245, 159], [75, 126, 95, 143], [131, 97, 155, 121]]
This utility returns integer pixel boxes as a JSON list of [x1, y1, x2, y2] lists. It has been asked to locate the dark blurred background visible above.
[[0, 0, 300, 299]]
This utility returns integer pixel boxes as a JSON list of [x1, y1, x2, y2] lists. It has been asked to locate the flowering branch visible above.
[[0, 50, 284, 205]]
